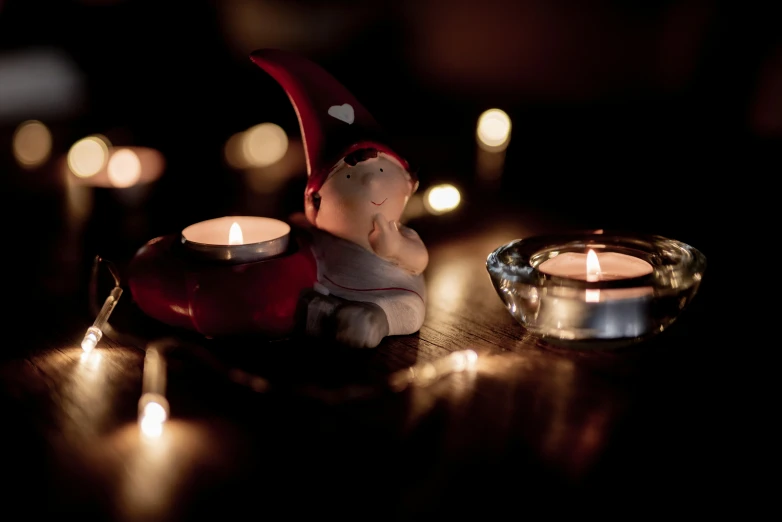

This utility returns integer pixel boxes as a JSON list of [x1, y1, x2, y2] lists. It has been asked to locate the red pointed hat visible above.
[[249, 49, 413, 196]]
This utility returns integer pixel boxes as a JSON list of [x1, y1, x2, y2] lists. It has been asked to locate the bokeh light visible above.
[[67, 135, 110, 178], [107, 148, 142, 188], [223, 131, 246, 169], [476, 109, 511, 151], [62, 145, 165, 190], [240, 123, 288, 167], [12, 120, 52, 168], [0, 49, 85, 123], [424, 184, 461, 214]]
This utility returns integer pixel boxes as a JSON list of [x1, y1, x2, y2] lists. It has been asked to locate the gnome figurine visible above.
[[250, 49, 428, 349]]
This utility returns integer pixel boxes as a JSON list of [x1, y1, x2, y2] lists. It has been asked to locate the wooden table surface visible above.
[[0, 158, 732, 520]]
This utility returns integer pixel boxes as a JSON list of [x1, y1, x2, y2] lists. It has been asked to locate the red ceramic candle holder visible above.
[[127, 230, 318, 338]]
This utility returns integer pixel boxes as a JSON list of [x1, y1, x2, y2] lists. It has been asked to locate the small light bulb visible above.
[[140, 412, 164, 438], [138, 346, 169, 439], [139, 396, 169, 438], [81, 326, 101, 352], [81, 286, 122, 352], [143, 401, 167, 423]]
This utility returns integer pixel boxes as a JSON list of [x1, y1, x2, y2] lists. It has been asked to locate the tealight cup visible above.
[[486, 233, 707, 349], [180, 216, 290, 264]]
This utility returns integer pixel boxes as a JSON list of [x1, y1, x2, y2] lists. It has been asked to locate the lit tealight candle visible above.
[[181, 216, 290, 264], [487, 233, 706, 346], [538, 250, 654, 301]]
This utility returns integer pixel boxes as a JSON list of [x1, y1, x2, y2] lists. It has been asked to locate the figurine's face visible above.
[[315, 154, 414, 249]]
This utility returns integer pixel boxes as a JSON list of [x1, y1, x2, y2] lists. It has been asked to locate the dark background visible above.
[[3, 0, 779, 251]]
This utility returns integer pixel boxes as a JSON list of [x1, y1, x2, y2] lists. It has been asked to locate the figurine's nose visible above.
[[361, 170, 379, 187]]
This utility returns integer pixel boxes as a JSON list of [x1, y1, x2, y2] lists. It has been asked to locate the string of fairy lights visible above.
[[10, 108, 512, 439]]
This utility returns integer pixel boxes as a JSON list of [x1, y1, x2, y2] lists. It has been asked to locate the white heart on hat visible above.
[[328, 103, 354, 124]]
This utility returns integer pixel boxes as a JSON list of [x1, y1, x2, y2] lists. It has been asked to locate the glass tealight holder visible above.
[[486, 233, 707, 350]]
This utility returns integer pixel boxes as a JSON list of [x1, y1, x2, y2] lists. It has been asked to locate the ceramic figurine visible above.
[[250, 49, 428, 349]]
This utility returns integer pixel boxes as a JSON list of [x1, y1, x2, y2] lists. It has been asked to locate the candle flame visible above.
[[586, 249, 601, 282], [228, 221, 244, 245], [585, 249, 601, 302]]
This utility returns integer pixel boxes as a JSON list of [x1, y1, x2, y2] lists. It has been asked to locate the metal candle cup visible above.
[[181, 216, 291, 264], [128, 218, 317, 338], [486, 233, 707, 349]]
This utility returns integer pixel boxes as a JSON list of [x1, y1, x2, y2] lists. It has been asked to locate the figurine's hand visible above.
[[368, 214, 402, 260]]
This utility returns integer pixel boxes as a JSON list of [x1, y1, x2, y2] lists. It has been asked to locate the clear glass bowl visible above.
[[486, 233, 707, 349]]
